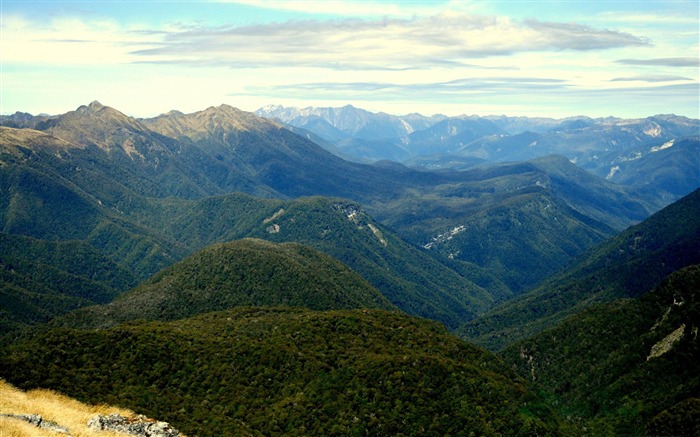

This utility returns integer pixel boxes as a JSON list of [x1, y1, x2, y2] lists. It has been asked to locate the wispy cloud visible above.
[[616, 57, 699, 67], [2, 1, 697, 118], [241, 76, 573, 102], [610, 75, 692, 82], [129, 12, 650, 70], [523, 19, 649, 50]]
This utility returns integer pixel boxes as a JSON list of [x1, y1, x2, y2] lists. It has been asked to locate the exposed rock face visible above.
[[0, 413, 71, 434], [87, 413, 181, 436]]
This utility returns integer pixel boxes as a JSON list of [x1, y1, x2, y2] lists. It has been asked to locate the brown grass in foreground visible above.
[[0, 379, 134, 436]]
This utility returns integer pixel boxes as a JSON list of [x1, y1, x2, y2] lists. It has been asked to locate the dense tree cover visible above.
[[2, 121, 500, 330], [0, 233, 138, 334], [56, 238, 395, 329], [87, 193, 498, 330], [460, 188, 700, 350], [1, 308, 561, 436], [368, 155, 651, 295], [501, 265, 700, 435]]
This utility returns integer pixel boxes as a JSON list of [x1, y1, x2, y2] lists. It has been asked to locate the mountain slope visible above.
[[460, 188, 700, 350], [0, 102, 670, 332], [373, 157, 653, 294], [0, 308, 560, 436], [0, 233, 138, 334], [502, 265, 700, 435], [1, 122, 499, 331], [601, 136, 700, 205], [132, 194, 498, 330], [57, 238, 395, 329], [0, 380, 183, 437]]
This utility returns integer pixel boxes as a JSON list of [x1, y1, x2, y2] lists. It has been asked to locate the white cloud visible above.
[[127, 12, 649, 70], [2, 15, 160, 66]]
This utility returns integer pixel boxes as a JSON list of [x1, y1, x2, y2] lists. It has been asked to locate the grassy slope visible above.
[[0, 379, 139, 437]]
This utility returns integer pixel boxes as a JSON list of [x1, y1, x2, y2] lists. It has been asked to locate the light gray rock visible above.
[[0, 413, 71, 434], [87, 413, 181, 437]]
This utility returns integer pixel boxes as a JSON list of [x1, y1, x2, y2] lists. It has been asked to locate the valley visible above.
[[1, 101, 698, 435]]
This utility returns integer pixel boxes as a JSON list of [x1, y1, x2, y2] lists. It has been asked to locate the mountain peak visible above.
[[76, 100, 106, 114], [88, 100, 104, 110]]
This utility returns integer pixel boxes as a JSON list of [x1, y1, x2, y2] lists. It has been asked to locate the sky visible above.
[[1, 0, 699, 119]]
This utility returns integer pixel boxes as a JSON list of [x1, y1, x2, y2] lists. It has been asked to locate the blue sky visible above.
[[2, 0, 698, 118]]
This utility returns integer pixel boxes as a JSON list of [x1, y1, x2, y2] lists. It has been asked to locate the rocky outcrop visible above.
[[87, 413, 181, 436], [0, 413, 71, 434]]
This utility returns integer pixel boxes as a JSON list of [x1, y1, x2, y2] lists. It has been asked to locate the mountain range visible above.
[[255, 104, 699, 205], [1, 100, 698, 434]]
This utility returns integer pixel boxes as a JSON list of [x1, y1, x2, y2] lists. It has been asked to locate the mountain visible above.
[[402, 116, 505, 156], [255, 104, 444, 162], [0, 308, 561, 436], [0, 101, 670, 330], [256, 104, 445, 139], [1, 129, 499, 332], [374, 156, 653, 294], [256, 105, 699, 188], [459, 188, 700, 350], [597, 136, 700, 205], [0, 126, 187, 279], [129, 194, 499, 330], [456, 115, 699, 173], [0, 233, 138, 335], [501, 265, 700, 435], [56, 238, 396, 329]]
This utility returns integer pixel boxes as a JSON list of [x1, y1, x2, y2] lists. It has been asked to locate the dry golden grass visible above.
[[0, 126, 80, 155], [0, 379, 135, 437]]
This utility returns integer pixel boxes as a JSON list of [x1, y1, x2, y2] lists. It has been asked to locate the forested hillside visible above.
[[460, 188, 700, 350], [0, 308, 561, 436], [502, 265, 700, 435]]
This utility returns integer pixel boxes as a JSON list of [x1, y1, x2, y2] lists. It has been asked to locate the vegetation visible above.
[[56, 238, 395, 329], [1, 308, 560, 436], [0, 233, 137, 335], [460, 188, 700, 350], [0, 379, 139, 437], [500, 265, 700, 435]]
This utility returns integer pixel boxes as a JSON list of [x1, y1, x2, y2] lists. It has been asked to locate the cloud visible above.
[[610, 75, 693, 82], [616, 57, 699, 67], [240, 76, 573, 103], [129, 12, 650, 70], [523, 19, 650, 50]]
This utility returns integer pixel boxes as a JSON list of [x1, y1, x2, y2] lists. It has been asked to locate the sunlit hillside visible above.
[[0, 380, 180, 436]]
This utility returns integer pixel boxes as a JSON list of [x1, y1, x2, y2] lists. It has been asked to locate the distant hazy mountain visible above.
[[595, 136, 700, 204], [255, 104, 446, 161], [256, 104, 446, 139], [253, 106, 699, 206], [456, 114, 699, 169], [460, 188, 700, 350]]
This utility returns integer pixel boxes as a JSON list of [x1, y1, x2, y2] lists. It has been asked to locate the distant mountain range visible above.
[[255, 104, 699, 204]]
